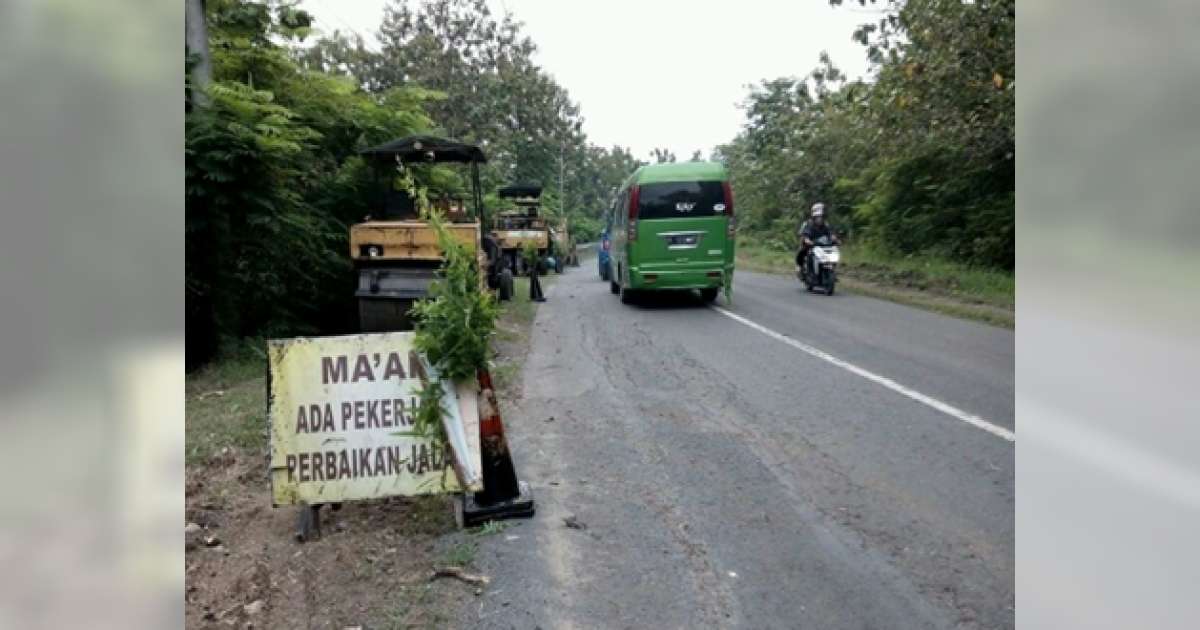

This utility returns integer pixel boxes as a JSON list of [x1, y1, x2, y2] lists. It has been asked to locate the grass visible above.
[[185, 343, 269, 464], [489, 273, 554, 393], [840, 246, 1013, 307], [490, 362, 521, 395], [469, 520, 511, 537], [380, 583, 444, 630], [736, 238, 1014, 327], [439, 541, 478, 567], [353, 560, 379, 581], [502, 276, 540, 326], [396, 495, 459, 537], [382, 600, 412, 630]]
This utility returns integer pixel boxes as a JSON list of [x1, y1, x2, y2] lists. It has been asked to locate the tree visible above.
[[295, 31, 380, 85], [186, 0, 434, 364], [721, 0, 1013, 267], [185, 0, 213, 106], [368, 0, 586, 192], [312, 0, 641, 236]]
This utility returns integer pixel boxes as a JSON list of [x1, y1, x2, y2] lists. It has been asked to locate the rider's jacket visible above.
[[799, 220, 834, 243]]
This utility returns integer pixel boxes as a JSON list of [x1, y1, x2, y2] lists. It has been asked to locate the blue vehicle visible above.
[[598, 224, 612, 281]]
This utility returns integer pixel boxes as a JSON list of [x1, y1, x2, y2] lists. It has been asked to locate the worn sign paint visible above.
[[268, 332, 482, 506]]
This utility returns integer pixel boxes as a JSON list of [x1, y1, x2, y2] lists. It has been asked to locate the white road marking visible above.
[[712, 306, 1016, 442]]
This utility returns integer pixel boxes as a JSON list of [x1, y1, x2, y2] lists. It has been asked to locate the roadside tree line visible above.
[[187, 0, 643, 366], [717, 0, 1014, 270]]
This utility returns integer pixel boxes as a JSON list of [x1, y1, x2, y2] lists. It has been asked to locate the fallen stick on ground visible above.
[[214, 601, 242, 621], [431, 566, 491, 586]]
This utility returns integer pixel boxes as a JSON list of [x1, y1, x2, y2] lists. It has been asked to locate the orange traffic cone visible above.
[[461, 369, 535, 526]]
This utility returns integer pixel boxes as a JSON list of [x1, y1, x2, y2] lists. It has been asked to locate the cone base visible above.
[[462, 480, 536, 527]]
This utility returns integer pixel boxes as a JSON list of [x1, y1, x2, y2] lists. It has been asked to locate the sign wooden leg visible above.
[[452, 494, 466, 530], [295, 503, 321, 542]]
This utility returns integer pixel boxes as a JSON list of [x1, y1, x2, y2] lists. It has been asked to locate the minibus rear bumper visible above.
[[628, 265, 731, 290]]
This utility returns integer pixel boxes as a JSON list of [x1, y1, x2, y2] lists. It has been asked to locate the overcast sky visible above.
[[302, 0, 873, 160]]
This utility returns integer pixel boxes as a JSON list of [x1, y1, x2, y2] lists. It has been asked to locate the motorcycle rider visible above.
[[796, 203, 838, 275]]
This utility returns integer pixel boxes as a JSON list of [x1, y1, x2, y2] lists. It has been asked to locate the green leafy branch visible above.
[[389, 162, 498, 446], [521, 241, 539, 270]]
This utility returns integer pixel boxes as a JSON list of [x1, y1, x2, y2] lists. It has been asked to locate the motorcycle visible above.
[[797, 235, 840, 296]]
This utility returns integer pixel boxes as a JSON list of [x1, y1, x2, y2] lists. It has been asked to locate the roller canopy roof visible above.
[[360, 135, 487, 163], [498, 184, 543, 198]]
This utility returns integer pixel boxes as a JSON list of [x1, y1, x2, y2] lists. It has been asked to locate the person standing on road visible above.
[[796, 202, 838, 269], [524, 243, 546, 302]]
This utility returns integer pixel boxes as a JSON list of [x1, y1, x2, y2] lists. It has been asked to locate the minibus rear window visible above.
[[636, 181, 727, 219]]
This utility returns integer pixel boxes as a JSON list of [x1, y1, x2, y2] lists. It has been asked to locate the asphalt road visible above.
[[460, 259, 1014, 629]]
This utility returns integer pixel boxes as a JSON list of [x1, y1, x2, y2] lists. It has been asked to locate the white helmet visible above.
[[811, 203, 825, 218]]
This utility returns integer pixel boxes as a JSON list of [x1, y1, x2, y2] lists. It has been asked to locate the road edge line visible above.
[[711, 305, 1015, 442]]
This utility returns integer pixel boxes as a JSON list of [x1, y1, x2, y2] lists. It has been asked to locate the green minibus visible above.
[[607, 162, 735, 304]]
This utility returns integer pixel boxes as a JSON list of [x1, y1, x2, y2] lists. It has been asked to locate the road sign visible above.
[[268, 332, 482, 506]]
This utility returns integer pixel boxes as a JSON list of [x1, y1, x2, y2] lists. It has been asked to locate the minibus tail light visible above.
[[722, 181, 736, 238], [627, 185, 640, 242]]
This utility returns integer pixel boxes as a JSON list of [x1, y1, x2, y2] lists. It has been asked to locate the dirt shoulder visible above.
[[489, 274, 549, 398], [184, 359, 474, 629], [184, 277, 549, 629]]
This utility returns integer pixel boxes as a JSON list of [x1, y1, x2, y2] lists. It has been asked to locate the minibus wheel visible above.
[[620, 286, 637, 305]]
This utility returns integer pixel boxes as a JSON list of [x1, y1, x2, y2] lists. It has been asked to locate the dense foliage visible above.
[[188, 0, 641, 365], [186, 0, 441, 365], [298, 0, 643, 235], [717, 0, 1014, 269]]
